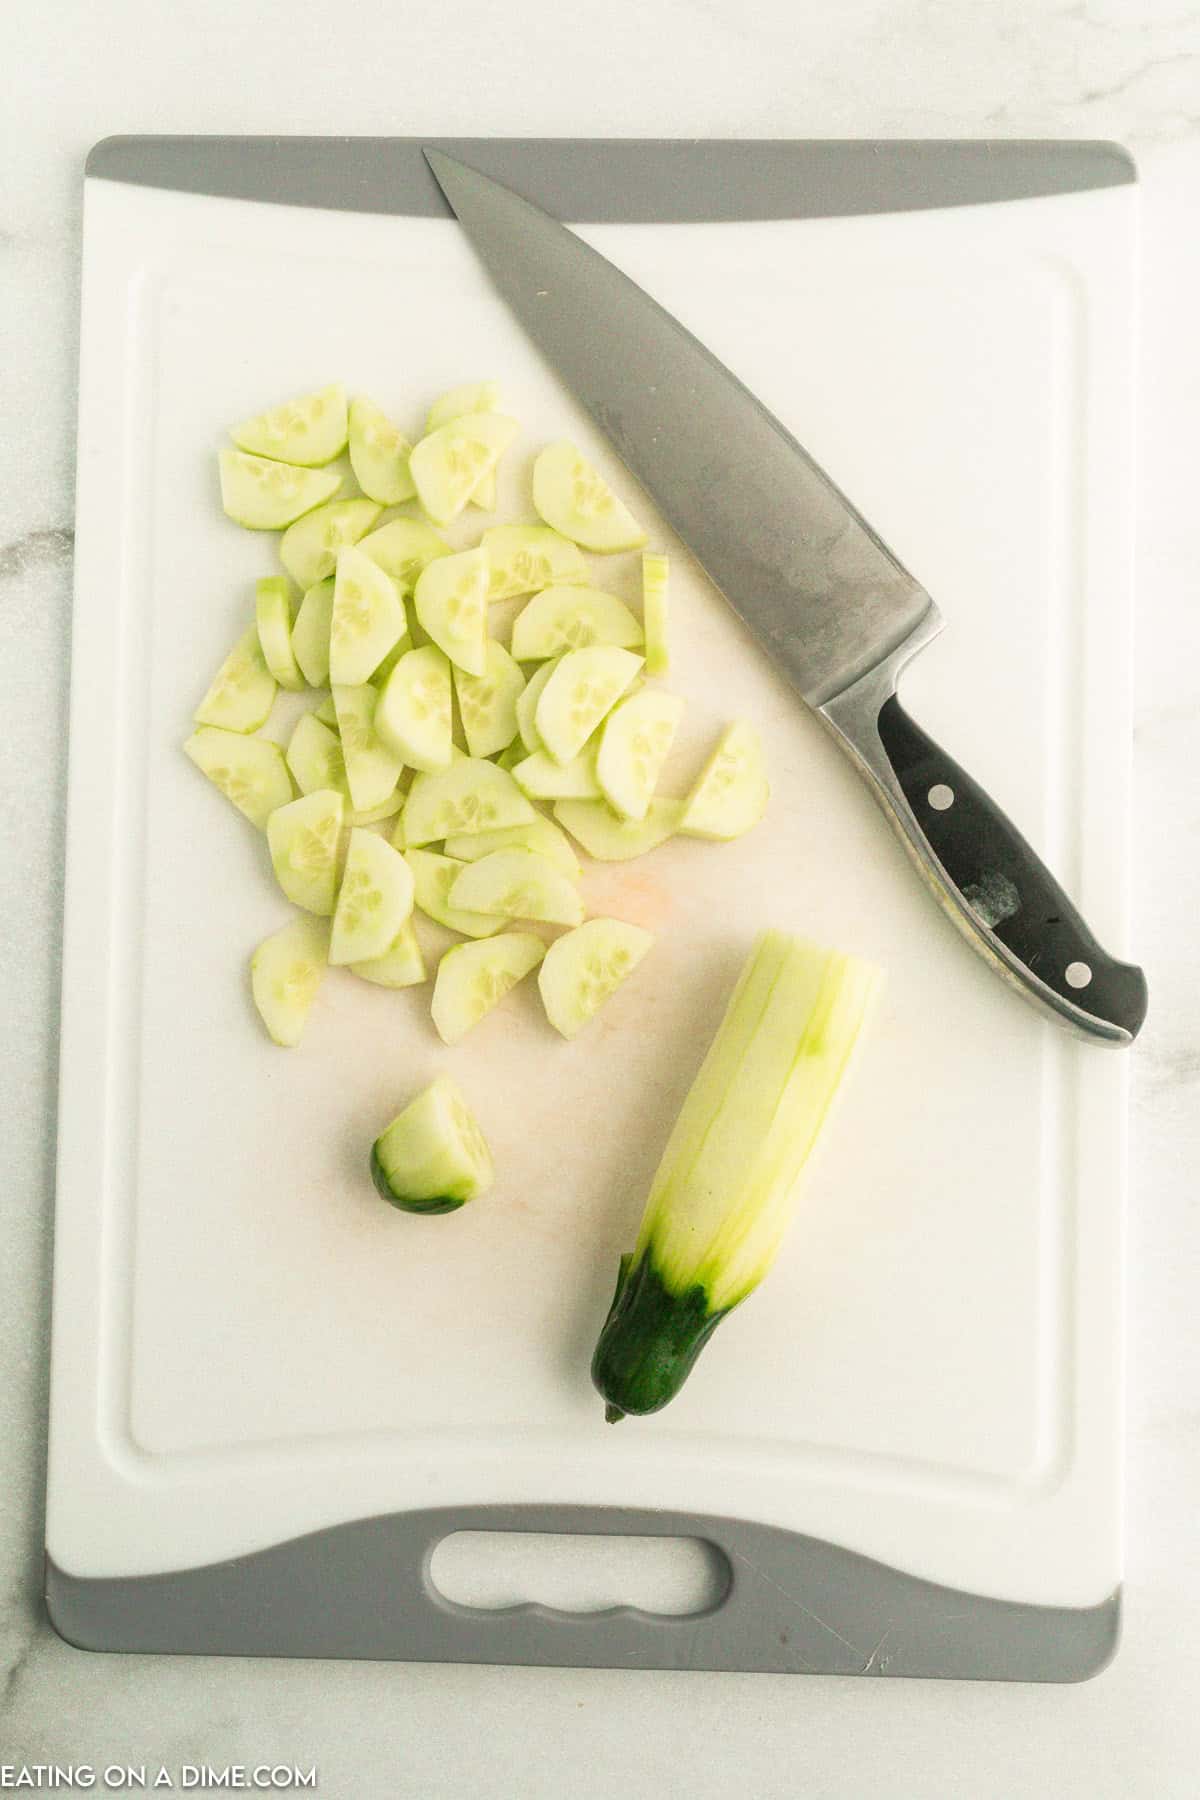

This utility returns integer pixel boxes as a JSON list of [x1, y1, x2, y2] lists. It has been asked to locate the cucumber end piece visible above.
[[369, 1145, 466, 1215], [590, 1253, 728, 1418]]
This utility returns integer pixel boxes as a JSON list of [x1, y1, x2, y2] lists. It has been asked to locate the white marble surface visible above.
[[2, 1, 1198, 1793]]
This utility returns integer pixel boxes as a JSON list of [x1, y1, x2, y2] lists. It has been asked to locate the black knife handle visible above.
[[872, 694, 1147, 1041]]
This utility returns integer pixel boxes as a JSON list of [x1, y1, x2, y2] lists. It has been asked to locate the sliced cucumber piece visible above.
[[641, 551, 670, 677], [313, 692, 339, 728], [332, 682, 404, 811], [515, 656, 559, 753], [404, 757, 534, 846], [482, 524, 587, 602], [425, 382, 502, 433], [454, 640, 525, 758], [409, 413, 518, 526], [231, 384, 347, 467], [370, 1076, 494, 1213], [349, 791, 406, 827], [357, 518, 451, 596], [329, 545, 407, 686], [444, 816, 580, 878], [449, 850, 584, 927], [219, 450, 341, 531], [596, 689, 685, 821], [510, 586, 643, 661], [404, 848, 508, 938], [535, 646, 643, 765], [532, 441, 647, 553], [255, 576, 305, 692], [329, 828, 415, 965], [539, 918, 654, 1039], [348, 918, 426, 989], [554, 798, 683, 861], [286, 711, 350, 800], [193, 625, 277, 732], [347, 395, 416, 505], [184, 727, 292, 829], [679, 722, 769, 840], [413, 546, 488, 677], [291, 580, 335, 687], [512, 747, 602, 800], [431, 934, 546, 1045], [251, 915, 330, 1047], [280, 497, 382, 589], [375, 645, 453, 773], [267, 789, 345, 915]]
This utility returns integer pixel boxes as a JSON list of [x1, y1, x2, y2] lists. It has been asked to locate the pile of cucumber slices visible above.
[[187, 381, 769, 1180]]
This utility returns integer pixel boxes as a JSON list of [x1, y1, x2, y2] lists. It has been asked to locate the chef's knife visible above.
[[424, 149, 1147, 1044]]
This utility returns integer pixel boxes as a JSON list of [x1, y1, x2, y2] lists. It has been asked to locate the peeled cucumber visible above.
[[357, 518, 450, 595], [538, 918, 654, 1040], [532, 441, 647, 553], [403, 757, 534, 846], [251, 916, 330, 1047], [404, 848, 508, 939], [413, 546, 488, 677], [448, 850, 584, 927], [515, 657, 559, 753], [553, 798, 683, 861], [510, 587, 643, 661], [332, 682, 404, 811], [431, 934, 546, 1044], [534, 646, 643, 765], [255, 576, 305, 692], [425, 383, 501, 510], [347, 395, 416, 505], [193, 625, 277, 733], [443, 816, 580, 878], [184, 727, 293, 830], [348, 918, 426, 989], [375, 645, 453, 772], [596, 689, 685, 821], [679, 722, 769, 840], [231, 384, 347, 467], [329, 828, 415, 965], [291, 580, 335, 687], [512, 747, 602, 801], [454, 641, 525, 759], [482, 524, 587, 602], [410, 413, 518, 526], [280, 497, 382, 589], [266, 789, 345, 915], [370, 1076, 494, 1213], [329, 545, 407, 686], [219, 450, 341, 531], [286, 711, 350, 800]]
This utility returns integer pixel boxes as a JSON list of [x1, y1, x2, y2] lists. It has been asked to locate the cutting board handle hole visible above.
[[429, 1530, 729, 1617]]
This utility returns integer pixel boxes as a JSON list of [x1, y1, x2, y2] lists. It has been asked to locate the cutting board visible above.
[[46, 139, 1138, 1679]]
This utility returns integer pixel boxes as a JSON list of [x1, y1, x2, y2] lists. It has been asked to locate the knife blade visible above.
[[424, 149, 1147, 1044]]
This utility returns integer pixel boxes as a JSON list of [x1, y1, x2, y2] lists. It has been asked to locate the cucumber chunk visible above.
[[641, 552, 670, 677], [454, 641, 525, 758], [370, 1076, 494, 1213], [444, 816, 580, 878], [231, 384, 347, 467], [332, 682, 404, 811], [425, 381, 502, 433], [348, 918, 426, 989], [514, 656, 559, 753], [184, 727, 293, 830], [255, 576, 305, 692], [291, 580, 335, 687], [413, 546, 488, 676], [482, 524, 587, 602], [375, 645, 453, 772], [280, 497, 382, 589], [448, 850, 584, 927], [357, 518, 451, 595], [538, 918, 654, 1039], [329, 545, 407, 686], [554, 798, 683, 861], [535, 646, 643, 765], [596, 689, 685, 821], [286, 711, 350, 800], [409, 413, 518, 526], [431, 934, 546, 1045], [347, 395, 416, 505], [510, 586, 643, 661], [313, 692, 339, 728], [251, 916, 330, 1047], [532, 441, 647, 553], [266, 789, 345, 915], [404, 848, 508, 938], [193, 625, 277, 732], [219, 450, 341, 531], [404, 757, 534, 846], [329, 828, 415, 965], [679, 721, 769, 840], [512, 747, 602, 800]]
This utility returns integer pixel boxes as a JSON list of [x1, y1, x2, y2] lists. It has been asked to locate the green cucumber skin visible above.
[[591, 1251, 730, 1420], [369, 1144, 466, 1215]]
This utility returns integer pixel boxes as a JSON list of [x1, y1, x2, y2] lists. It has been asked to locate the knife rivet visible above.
[[928, 783, 955, 812], [1065, 961, 1093, 990]]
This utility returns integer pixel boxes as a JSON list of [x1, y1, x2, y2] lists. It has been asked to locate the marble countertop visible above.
[[3, 1, 1198, 1793]]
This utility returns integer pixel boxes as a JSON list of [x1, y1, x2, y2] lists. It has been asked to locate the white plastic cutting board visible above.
[[49, 153, 1135, 1625]]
